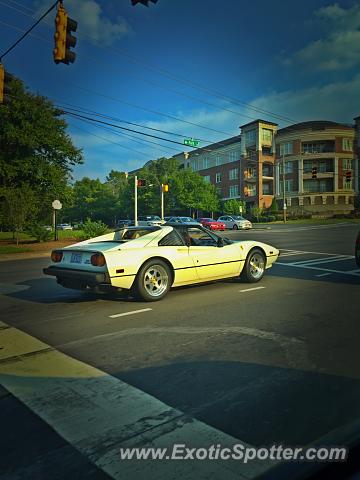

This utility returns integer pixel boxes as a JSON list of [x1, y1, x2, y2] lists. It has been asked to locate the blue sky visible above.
[[1, 0, 359, 180]]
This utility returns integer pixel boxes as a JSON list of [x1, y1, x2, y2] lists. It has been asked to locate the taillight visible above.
[[51, 250, 63, 262], [91, 253, 106, 267]]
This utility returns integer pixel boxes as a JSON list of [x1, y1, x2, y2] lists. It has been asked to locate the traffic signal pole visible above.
[[134, 175, 138, 226], [282, 152, 287, 223], [161, 184, 164, 220]]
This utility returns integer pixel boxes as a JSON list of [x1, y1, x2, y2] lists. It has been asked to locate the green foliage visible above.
[[250, 206, 264, 222], [223, 199, 246, 215], [2, 186, 38, 245], [0, 75, 83, 228], [81, 219, 109, 240], [26, 224, 53, 242], [269, 197, 278, 213]]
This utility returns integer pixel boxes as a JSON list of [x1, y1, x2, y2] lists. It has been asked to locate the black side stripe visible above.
[[175, 259, 244, 271]]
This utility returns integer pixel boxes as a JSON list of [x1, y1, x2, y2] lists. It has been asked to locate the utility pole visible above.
[[160, 184, 164, 220], [134, 175, 138, 226], [282, 152, 287, 223]]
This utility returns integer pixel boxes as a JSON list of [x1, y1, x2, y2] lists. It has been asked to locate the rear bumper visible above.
[[43, 266, 110, 285]]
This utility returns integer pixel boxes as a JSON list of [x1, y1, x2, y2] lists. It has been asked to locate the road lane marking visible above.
[[316, 273, 332, 277], [0, 323, 271, 480], [109, 308, 152, 318], [239, 286, 266, 293], [291, 255, 353, 266], [276, 262, 360, 277]]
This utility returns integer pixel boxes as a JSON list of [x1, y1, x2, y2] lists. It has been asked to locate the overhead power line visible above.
[[0, 0, 297, 124], [0, 0, 57, 61]]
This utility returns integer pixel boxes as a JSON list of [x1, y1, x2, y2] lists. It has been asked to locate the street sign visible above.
[[52, 200, 62, 210], [184, 138, 199, 147]]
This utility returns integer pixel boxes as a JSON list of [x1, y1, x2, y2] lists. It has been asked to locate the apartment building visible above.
[[275, 120, 358, 214], [173, 135, 242, 200], [174, 119, 278, 209]]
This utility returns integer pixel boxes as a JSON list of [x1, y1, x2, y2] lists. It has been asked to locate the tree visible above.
[[0, 75, 83, 225], [223, 199, 246, 215], [2, 186, 38, 245], [250, 206, 263, 222], [269, 197, 279, 213]]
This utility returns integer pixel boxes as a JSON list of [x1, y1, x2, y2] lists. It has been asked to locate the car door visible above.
[[218, 216, 229, 229], [186, 227, 241, 280]]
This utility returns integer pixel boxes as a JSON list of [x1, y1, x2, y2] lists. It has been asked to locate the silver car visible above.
[[217, 215, 252, 230], [137, 215, 165, 226]]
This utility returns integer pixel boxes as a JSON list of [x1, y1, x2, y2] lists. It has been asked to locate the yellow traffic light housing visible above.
[[162, 184, 169, 192], [53, 2, 77, 65], [0, 64, 13, 104]]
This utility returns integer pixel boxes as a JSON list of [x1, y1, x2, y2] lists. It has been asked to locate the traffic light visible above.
[[53, 2, 77, 65], [346, 170, 352, 182], [131, 0, 158, 5], [162, 184, 169, 193], [312, 166, 317, 179], [137, 179, 147, 187], [0, 64, 13, 104]]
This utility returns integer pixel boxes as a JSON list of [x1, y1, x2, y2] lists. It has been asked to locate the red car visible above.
[[198, 218, 226, 231]]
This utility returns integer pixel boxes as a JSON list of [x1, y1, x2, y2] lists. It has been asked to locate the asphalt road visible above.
[[1, 222, 359, 480]]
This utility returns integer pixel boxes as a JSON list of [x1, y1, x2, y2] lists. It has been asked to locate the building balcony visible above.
[[244, 176, 257, 182]]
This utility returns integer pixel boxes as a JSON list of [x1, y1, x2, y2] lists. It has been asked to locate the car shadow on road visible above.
[[268, 264, 360, 286], [6, 278, 135, 304]]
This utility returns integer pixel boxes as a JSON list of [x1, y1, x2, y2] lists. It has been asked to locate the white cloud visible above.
[[36, 0, 132, 45], [286, 3, 360, 72]]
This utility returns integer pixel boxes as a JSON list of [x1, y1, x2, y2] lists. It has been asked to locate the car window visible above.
[[187, 227, 217, 247], [158, 231, 184, 246]]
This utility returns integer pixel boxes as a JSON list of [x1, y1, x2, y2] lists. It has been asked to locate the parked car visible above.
[[166, 216, 201, 226], [117, 219, 133, 228], [44, 225, 53, 231], [58, 223, 73, 230], [197, 218, 226, 231], [356, 230, 360, 267], [137, 215, 165, 226], [43, 224, 279, 301], [217, 215, 252, 230]]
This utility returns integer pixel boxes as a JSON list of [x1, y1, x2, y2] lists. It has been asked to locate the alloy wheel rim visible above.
[[249, 253, 265, 279], [144, 264, 169, 297]]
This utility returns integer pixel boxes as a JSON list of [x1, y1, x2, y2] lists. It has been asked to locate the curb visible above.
[[0, 252, 51, 262]]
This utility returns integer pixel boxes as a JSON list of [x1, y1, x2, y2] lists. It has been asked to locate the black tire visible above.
[[132, 259, 172, 301], [232, 224, 238, 230], [240, 248, 266, 283]]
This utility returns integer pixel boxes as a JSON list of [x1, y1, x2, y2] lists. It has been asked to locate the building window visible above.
[[262, 146, 272, 156], [342, 138, 353, 151], [342, 158, 353, 170], [302, 141, 335, 154], [262, 129, 273, 143], [203, 157, 209, 169], [262, 183, 273, 195], [229, 168, 238, 180], [244, 167, 256, 179], [244, 129, 256, 146], [303, 179, 333, 193], [216, 172, 222, 183], [229, 150, 238, 162], [280, 142, 293, 155], [191, 160, 198, 171], [244, 184, 256, 197], [203, 175, 210, 183], [279, 161, 293, 174], [215, 155, 222, 166], [280, 179, 294, 193], [229, 185, 239, 198]]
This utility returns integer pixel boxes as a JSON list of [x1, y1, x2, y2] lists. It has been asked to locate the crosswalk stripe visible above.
[[0, 323, 272, 480]]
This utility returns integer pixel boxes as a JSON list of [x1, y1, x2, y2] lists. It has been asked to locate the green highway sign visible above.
[[184, 138, 200, 147]]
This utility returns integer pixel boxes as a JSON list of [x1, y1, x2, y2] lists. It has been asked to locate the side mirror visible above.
[[217, 237, 224, 247]]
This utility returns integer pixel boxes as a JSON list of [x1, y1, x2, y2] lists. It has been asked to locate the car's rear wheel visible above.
[[241, 248, 266, 283], [133, 259, 171, 301], [232, 224, 238, 230]]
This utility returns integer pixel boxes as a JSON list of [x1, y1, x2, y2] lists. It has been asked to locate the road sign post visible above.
[[52, 200, 62, 241]]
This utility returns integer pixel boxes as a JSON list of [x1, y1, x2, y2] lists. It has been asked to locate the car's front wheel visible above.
[[232, 224, 238, 230], [133, 259, 171, 301], [240, 249, 266, 283]]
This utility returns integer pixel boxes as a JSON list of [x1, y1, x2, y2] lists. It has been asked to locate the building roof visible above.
[[278, 120, 353, 134], [239, 119, 278, 129]]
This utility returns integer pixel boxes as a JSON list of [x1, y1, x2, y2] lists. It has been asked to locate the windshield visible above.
[[232, 216, 245, 220]]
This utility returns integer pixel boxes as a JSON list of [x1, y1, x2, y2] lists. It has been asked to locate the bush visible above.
[[81, 219, 108, 240], [26, 224, 53, 242]]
